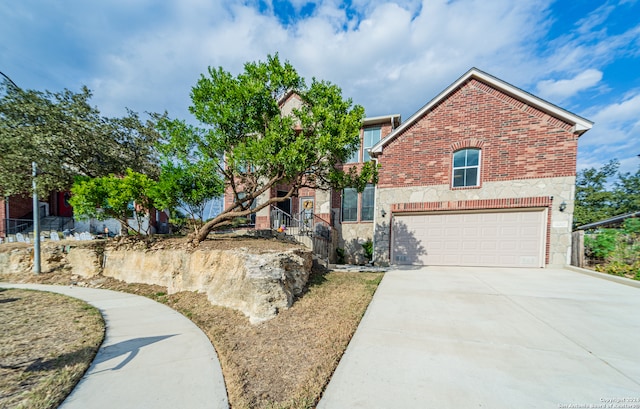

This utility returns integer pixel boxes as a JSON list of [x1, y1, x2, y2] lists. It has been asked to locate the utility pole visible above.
[[32, 162, 41, 274], [2, 71, 41, 273]]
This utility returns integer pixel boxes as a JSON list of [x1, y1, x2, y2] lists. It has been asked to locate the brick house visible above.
[[0, 192, 74, 238], [228, 68, 593, 267], [1, 191, 169, 238], [370, 68, 592, 267]]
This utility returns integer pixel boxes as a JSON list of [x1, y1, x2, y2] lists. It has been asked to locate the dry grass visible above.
[[84, 270, 382, 409], [175, 270, 383, 409], [1, 236, 383, 408], [0, 288, 104, 409], [1, 269, 381, 409]]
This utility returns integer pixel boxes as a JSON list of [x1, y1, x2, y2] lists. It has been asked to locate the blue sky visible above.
[[1, 0, 639, 174]]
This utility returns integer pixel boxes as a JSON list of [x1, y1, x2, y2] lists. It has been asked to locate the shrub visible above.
[[362, 239, 373, 262], [336, 247, 345, 264], [595, 261, 640, 279], [585, 229, 619, 260]]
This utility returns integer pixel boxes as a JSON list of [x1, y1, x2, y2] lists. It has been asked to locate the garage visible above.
[[391, 209, 547, 267]]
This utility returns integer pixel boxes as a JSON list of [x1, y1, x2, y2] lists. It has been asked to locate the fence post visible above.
[[571, 230, 584, 268]]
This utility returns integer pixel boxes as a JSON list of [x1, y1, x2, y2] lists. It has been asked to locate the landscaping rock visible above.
[[102, 246, 312, 323]]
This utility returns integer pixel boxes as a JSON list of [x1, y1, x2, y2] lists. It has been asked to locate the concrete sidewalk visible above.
[[0, 283, 228, 409], [318, 267, 640, 409]]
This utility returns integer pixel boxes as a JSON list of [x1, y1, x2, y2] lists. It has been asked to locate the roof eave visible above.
[[371, 67, 594, 154]]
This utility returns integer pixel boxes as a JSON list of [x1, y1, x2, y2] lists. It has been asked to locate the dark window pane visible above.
[[453, 169, 465, 187], [466, 149, 479, 166], [361, 184, 374, 221], [453, 150, 466, 167], [465, 167, 478, 186], [363, 128, 381, 162], [342, 188, 358, 222]]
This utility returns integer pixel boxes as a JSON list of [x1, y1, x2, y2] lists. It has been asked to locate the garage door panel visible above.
[[392, 210, 545, 268]]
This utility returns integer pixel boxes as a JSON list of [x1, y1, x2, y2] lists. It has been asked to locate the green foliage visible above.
[[584, 229, 619, 260], [336, 247, 346, 264], [574, 160, 640, 227], [158, 54, 373, 242], [151, 159, 223, 231], [362, 239, 373, 261], [614, 168, 640, 215], [595, 261, 640, 280], [621, 216, 640, 235], [0, 79, 161, 197], [587, 218, 640, 281], [69, 169, 157, 235], [574, 160, 619, 227]]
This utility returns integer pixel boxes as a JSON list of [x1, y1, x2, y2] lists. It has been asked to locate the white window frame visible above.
[[360, 184, 375, 221], [452, 148, 481, 187], [363, 127, 382, 162], [341, 188, 358, 222]]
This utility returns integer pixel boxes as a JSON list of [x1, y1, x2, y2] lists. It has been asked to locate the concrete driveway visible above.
[[318, 267, 640, 409]]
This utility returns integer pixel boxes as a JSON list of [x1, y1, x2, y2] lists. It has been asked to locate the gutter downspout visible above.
[[371, 156, 379, 265]]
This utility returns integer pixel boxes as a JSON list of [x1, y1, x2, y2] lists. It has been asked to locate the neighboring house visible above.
[[0, 192, 73, 238], [0, 191, 169, 238], [240, 68, 593, 268]]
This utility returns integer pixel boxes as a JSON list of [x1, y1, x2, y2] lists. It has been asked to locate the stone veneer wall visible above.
[[373, 176, 576, 267]]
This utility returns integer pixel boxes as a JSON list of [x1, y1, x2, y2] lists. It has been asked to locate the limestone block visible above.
[[101, 246, 312, 323]]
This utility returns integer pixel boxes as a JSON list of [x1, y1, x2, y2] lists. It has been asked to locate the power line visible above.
[[0, 70, 20, 89]]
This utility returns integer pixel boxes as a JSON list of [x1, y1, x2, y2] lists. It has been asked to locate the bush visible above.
[[362, 239, 373, 262], [586, 218, 640, 281], [585, 229, 619, 260], [595, 261, 640, 279]]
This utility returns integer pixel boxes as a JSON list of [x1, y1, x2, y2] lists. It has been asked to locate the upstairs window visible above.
[[452, 148, 480, 187], [363, 127, 381, 162], [346, 147, 359, 163]]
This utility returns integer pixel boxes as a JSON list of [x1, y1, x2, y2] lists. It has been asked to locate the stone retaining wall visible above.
[[0, 241, 312, 323]]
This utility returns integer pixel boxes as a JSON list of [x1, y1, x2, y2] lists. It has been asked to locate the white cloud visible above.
[[578, 91, 640, 172], [592, 92, 640, 123], [536, 69, 603, 102]]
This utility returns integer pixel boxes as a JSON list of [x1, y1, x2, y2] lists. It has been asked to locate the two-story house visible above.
[[228, 68, 593, 268]]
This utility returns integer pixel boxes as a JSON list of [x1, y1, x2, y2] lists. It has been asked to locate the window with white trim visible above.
[[363, 127, 381, 162], [341, 188, 358, 222], [360, 184, 374, 221], [342, 184, 375, 222], [346, 146, 359, 163], [452, 148, 481, 187]]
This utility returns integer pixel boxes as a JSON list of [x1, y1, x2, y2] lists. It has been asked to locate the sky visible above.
[[1, 0, 639, 175]]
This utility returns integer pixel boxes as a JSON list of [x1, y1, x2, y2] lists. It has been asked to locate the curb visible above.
[[565, 265, 640, 289]]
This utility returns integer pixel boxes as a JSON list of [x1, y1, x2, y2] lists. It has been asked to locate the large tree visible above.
[[69, 169, 157, 235], [574, 159, 640, 227], [613, 166, 640, 215], [152, 159, 224, 230], [0, 80, 161, 197], [159, 54, 376, 243]]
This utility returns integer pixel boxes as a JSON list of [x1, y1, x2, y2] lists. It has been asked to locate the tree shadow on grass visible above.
[[25, 346, 100, 372]]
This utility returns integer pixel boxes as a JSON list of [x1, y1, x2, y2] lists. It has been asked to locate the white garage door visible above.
[[391, 209, 546, 267]]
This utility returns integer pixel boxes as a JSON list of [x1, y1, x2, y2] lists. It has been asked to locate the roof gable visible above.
[[371, 68, 593, 155]]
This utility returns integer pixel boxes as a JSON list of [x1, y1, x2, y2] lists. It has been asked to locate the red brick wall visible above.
[[0, 198, 5, 237], [377, 79, 579, 188], [9, 196, 33, 219]]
